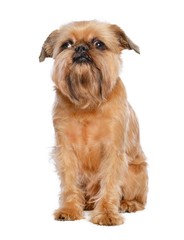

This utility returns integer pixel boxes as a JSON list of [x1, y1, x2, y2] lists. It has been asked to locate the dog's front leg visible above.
[[53, 146, 84, 221], [91, 147, 126, 225]]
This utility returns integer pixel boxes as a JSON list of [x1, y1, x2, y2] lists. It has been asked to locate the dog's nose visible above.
[[75, 44, 89, 53]]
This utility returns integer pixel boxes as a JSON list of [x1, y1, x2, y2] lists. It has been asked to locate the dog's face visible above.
[[39, 21, 139, 108]]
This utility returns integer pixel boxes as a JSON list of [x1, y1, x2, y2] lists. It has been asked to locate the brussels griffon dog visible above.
[[39, 20, 148, 225]]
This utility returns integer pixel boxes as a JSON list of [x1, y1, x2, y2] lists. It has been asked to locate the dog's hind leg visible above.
[[120, 153, 148, 213]]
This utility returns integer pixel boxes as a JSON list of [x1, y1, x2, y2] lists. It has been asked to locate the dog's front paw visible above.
[[54, 208, 83, 221], [91, 211, 124, 226]]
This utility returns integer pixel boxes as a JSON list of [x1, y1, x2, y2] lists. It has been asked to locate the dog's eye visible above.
[[61, 40, 73, 50], [93, 40, 106, 50]]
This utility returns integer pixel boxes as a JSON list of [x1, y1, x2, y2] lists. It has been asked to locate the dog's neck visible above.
[[55, 78, 127, 112]]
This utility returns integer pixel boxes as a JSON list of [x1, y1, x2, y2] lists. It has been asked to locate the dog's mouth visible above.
[[73, 53, 92, 64]]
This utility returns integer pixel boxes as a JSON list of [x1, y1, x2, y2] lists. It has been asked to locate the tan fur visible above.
[[39, 20, 148, 225]]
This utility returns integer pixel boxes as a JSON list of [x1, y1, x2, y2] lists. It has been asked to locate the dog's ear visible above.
[[39, 30, 59, 62], [110, 24, 140, 54]]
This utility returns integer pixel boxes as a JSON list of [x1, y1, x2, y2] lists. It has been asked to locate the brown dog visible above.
[[39, 20, 148, 225]]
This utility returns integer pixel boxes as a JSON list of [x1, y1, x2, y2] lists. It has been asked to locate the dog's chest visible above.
[[64, 116, 109, 147], [63, 115, 110, 172]]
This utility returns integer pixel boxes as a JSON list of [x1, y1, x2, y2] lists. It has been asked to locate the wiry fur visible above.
[[39, 20, 148, 225]]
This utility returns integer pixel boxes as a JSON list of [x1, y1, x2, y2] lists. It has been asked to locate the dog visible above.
[[39, 20, 148, 225]]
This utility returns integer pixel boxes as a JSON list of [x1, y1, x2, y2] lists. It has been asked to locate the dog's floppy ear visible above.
[[111, 24, 140, 54], [39, 30, 59, 62]]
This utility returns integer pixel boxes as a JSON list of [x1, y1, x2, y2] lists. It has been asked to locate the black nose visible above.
[[75, 44, 89, 53]]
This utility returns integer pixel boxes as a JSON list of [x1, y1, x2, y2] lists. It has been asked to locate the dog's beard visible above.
[[67, 63, 103, 105], [53, 61, 106, 108], [53, 52, 120, 108]]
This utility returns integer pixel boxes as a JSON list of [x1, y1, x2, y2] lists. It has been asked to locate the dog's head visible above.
[[39, 20, 139, 108]]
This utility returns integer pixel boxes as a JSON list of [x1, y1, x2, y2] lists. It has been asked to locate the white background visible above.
[[0, 0, 184, 239]]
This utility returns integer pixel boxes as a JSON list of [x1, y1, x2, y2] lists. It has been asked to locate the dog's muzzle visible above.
[[73, 44, 92, 64]]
